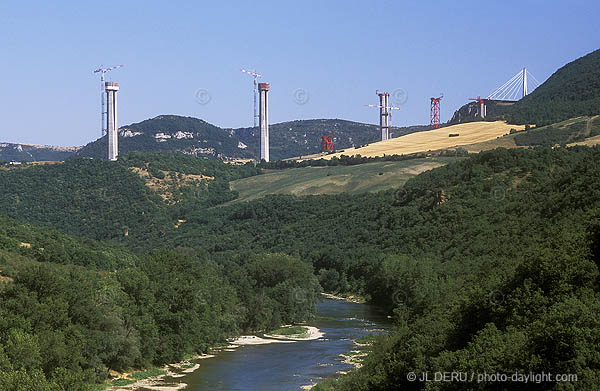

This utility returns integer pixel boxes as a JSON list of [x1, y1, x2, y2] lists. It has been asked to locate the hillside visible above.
[[0, 142, 80, 162], [0, 152, 259, 244], [506, 48, 600, 126], [0, 214, 137, 270], [74, 116, 429, 162], [2, 145, 600, 389], [3, 116, 429, 163], [458, 115, 600, 153], [312, 121, 523, 159], [449, 100, 516, 124], [76, 115, 255, 160], [0, 216, 318, 390], [233, 119, 429, 161], [163, 147, 600, 390], [229, 157, 460, 203]]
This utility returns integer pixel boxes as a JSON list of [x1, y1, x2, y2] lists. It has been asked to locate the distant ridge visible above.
[[0, 142, 81, 162], [73, 116, 428, 162]]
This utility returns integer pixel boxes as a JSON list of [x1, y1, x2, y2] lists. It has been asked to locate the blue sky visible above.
[[1, 0, 598, 146]]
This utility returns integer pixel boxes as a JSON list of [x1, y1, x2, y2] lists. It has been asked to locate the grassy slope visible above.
[[228, 157, 461, 203], [313, 121, 523, 159], [463, 115, 600, 152]]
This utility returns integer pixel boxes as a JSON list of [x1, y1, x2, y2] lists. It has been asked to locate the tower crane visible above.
[[241, 68, 262, 127], [93, 65, 123, 141], [468, 96, 486, 118], [430, 93, 443, 129], [365, 93, 401, 140]]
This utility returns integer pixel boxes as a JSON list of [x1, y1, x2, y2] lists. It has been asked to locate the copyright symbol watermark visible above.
[[195, 89, 212, 105], [392, 88, 408, 105], [407, 372, 417, 381], [395, 188, 409, 204], [392, 289, 409, 306], [292, 288, 307, 303], [489, 290, 505, 306], [491, 186, 505, 201], [293, 88, 309, 105]]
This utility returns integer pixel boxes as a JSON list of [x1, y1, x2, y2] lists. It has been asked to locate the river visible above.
[[151, 298, 390, 391]]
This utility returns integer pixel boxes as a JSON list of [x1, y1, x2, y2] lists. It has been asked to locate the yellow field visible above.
[[316, 121, 525, 159], [567, 135, 600, 148]]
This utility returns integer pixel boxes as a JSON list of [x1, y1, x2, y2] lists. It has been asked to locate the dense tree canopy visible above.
[[1, 146, 600, 389]]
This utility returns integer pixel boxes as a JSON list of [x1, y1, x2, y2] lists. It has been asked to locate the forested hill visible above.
[[506, 48, 600, 126], [0, 152, 259, 243], [162, 146, 600, 390], [0, 153, 317, 390], [76, 115, 255, 161], [74, 116, 428, 162], [0, 220, 319, 390], [0, 214, 137, 270], [446, 48, 600, 127], [4, 116, 429, 163], [2, 146, 600, 389]]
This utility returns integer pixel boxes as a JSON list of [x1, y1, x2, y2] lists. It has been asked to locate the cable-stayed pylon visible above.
[[487, 68, 541, 101]]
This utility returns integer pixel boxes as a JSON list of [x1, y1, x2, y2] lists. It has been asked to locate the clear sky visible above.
[[1, 0, 598, 146]]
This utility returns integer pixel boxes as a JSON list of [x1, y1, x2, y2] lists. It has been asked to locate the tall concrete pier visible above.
[[258, 82, 270, 162], [522, 68, 528, 98], [377, 91, 390, 141], [105, 82, 119, 161]]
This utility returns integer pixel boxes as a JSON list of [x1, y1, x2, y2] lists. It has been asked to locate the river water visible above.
[[165, 298, 390, 391]]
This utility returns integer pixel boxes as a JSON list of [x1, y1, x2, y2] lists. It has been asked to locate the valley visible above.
[[1, 8, 599, 390]]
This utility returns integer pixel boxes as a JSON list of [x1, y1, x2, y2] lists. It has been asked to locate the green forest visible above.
[[1, 146, 600, 389], [0, 223, 318, 390]]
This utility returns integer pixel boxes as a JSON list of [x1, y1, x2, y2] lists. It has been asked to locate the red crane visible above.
[[468, 96, 487, 118], [321, 130, 336, 153], [430, 94, 443, 129]]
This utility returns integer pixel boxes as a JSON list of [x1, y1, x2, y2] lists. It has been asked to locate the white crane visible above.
[[93, 65, 123, 141], [241, 68, 262, 127], [365, 100, 401, 139]]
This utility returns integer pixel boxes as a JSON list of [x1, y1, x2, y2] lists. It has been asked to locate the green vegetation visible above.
[[0, 214, 137, 270], [354, 335, 377, 345], [109, 378, 135, 386], [2, 143, 600, 389], [257, 149, 468, 169], [0, 249, 319, 389], [0, 157, 169, 242], [159, 147, 600, 389], [461, 116, 600, 153], [76, 115, 255, 160], [514, 118, 589, 146], [70, 115, 431, 162], [235, 119, 429, 161], [506, 49, 600, 126], [230, 157, 460, 203], [0, 152, 259, 244], [590, 116, 600, 137], [269, 326, 309, 338], [129, 368, 166, 380]]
